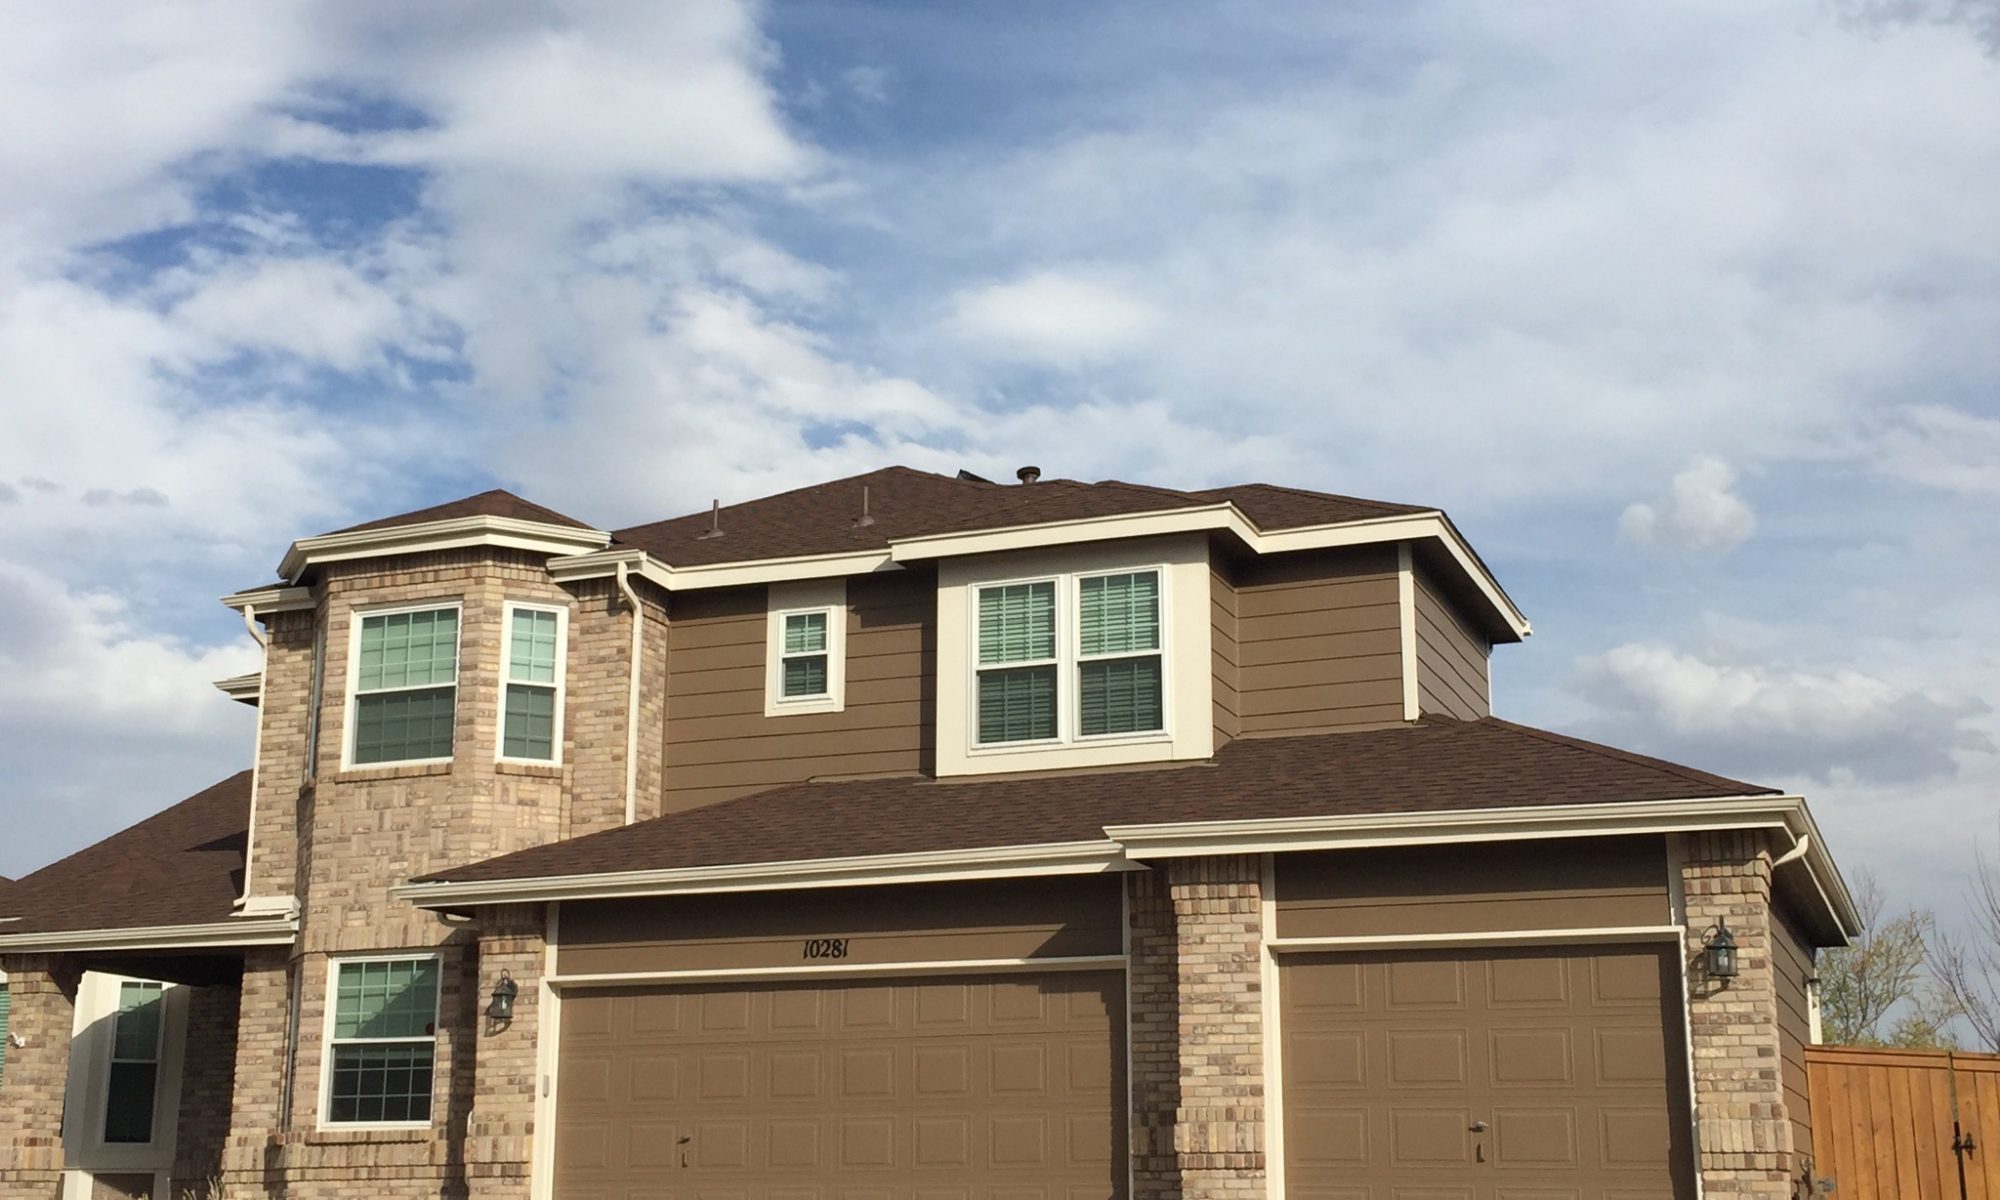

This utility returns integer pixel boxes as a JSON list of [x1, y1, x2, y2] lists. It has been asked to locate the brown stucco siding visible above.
[[1772, 900, 1817, 1163], [662, 569, 934, 813], [1211, 561, 1241, 748], [1413, 561, 1491, 720], [1233, 545, 1405, 733], [557, 875, 1121, 975], [1275, 836, 1670, 938]]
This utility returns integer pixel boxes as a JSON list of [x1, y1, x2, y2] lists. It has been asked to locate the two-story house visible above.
[[0, 466, 1855, 1200]]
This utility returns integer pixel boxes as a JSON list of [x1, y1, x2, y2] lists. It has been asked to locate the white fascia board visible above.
[[889, 503, 1252, 562], [213, 672, 262, 704], [219, 585, 316, 615], [0, 918, 297, 953], [393, 839, 1136, 909], [546, 546, 899, 593], [276, 516, 612, 582]]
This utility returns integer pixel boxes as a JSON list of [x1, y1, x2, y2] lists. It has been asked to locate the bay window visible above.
[[348, 605, 460, 766], [500, 603, 566, 762]]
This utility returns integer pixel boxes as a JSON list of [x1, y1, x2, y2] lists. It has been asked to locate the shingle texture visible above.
[[0, 771, 250, 935], [419, 718, 1774, 885], [328, 488, 597, 535], [610, 467, 1432, 567]]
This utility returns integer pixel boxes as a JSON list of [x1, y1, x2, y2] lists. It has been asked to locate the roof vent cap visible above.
[[1016, 465, 1041, 484]]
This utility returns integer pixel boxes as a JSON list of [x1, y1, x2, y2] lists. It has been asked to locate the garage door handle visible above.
[[1469, 1120, 1488, 1133]]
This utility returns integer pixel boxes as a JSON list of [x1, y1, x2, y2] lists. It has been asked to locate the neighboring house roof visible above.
[[327, 488, 596, 536], [415, 718, 1774, 886], [0, 772, 250, 937], [610, 467, 1434, 568]]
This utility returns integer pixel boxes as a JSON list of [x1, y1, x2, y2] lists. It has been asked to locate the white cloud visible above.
[[947, 272, 1163, 365], [1619, 457, 1757, 552], [172, 257, 418, 373], [1573, 642, 1992, 783], [1872, 405, 2000, 496]]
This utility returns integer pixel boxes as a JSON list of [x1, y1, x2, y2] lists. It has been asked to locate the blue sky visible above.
[[1, 1, 1996, 928]]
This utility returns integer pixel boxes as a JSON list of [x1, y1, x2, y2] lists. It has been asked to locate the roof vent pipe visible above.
[[1016, 465, 1041, 484], [857, 484, 876, 527], [697, 498, 725, 539]]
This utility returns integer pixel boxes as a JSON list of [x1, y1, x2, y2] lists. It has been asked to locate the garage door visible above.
[[554, 971, 1126, 1200], [1281, 944, 1694, 1200]]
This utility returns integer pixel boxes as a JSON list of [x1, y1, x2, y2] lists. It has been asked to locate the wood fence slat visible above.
[[1888, 1064, 1921, 1199], [1804, 1045, 2000, 1198], [1912, 1061, 1946, 1199]]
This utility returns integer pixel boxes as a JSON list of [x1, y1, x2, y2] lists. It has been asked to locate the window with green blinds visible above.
[[502, 607, 562, 760], [976, 581, 1058, 742], [352, 608, 458, 764], [1077, 571, 1164, 736], [780, 610, 831, 699], [327, 959, 438, 1125]]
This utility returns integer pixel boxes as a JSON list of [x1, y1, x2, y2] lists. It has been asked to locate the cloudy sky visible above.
[[1, 1, 1995, 925]]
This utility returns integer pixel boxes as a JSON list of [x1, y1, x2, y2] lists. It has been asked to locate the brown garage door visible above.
[[555, 971, 1126, 1200], [1281, 944, 1694, 1200]]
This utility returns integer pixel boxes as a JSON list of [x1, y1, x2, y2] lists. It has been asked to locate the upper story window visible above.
[[348, 604, 460, 767], [765, 579, 846, 716], [501, 603, 567, 762], [975, 568, 1165, 746]]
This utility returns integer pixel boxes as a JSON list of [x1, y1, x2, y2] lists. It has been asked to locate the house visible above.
[[0, 466, 1856, 1200]]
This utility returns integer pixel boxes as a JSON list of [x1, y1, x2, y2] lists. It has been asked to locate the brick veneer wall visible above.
[[1682, 829, 1797, 1199], [1128, 857, 1267, 1200], [170, 979, 242, 1195], [0, 955, 78, 1197], [462, 905, 548, 1198]]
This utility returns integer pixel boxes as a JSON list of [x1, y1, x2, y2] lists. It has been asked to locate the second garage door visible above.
[[554, 970, 1126, 1200], [1281, 943, 1694, 1200]]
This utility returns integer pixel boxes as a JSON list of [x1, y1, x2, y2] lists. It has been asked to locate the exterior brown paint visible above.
[[1210, 560, 1241, 748], [662, 567, 937, 812], [1275, 837, 1671, 939], [1771, 901, 1818, 1162], [1412, 559, 1491, 720], [555, 875, 1124, 976], [1229, 545, 1408, 734], [1281, 944, 1695, 1200]]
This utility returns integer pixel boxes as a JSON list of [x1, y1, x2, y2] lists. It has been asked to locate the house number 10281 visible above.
[[802, 938, 850, 959]]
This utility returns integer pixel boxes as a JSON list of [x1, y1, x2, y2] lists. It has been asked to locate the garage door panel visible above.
[[557, 973, 1125, 1199]]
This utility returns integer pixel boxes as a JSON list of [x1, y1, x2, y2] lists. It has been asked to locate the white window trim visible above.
[[318, 952, 444, 1132], [969, 565, 1174, 754], [764, 579, 847, 716], [497, 600, 570, 766], [935, 533, 1213, 778], [341, 600, 464, 771], [59, 972, 188, 1188]]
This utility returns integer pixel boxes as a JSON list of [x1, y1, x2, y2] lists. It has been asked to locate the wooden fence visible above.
[[1806, 1044, 2000, 1198]]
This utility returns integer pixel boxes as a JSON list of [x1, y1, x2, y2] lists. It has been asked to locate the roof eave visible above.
[[276, 515, 613, 583], [0, 916, 297, 953]]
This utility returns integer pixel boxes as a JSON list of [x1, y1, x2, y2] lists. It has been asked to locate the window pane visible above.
[[783, 611, 828, 654], [334, 960, 439, 1040], [112, 982, 164, 1060], [103, 1062, 159, 1143], [977, 665, 1057, 743], [328, 1042, 435, 1125], [353, 687, 455, 764], [508, 609, 560, 684], [1079, 571, 1160, 657], [782, 654, 828, 699], [357, 609, 458, 691], [502, 684, 557, 759], [1080, 656, 1164, 736], [978, 583, 1055, 664]]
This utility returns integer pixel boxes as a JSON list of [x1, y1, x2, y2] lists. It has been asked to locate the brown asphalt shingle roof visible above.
[[0, 772, 251, 936], [328, 488, 597, 536], [418, 719, 1774, 886], [609, 467, 1434, 568]]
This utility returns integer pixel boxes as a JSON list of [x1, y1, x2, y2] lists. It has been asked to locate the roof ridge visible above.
[[1477, 717, 1776, 795], [1201, 480, 1433, 515]]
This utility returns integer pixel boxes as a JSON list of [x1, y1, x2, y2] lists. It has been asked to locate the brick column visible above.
[[1128, 869, 1181, 1200], [463, 905, 548, 1198], [1168, 856, 1265, 1200], [0, 955, 77, 1196], [1682, 830, 1793, 1199], [221, 946, 295, 1196]]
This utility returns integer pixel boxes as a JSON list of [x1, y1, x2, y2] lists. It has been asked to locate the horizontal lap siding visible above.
[[663, 570, 934, 813], [1211, 562, 1240, 748], [1413, 563, 1490, 720], [1235, 546, 1404, 733], [1774, 902, 1818, 1161]]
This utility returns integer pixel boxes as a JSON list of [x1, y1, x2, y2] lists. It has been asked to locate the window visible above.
[[764, 580, 846, 715], [974, 568, 1166, 747], [501, 604, 566, 762], [103, 981, 164, 1144], [324, 957, 439, 1126], [348, 606, 459, 766]]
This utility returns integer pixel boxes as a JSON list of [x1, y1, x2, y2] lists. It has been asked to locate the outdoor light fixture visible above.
[[1706, 918, 1740, 981], [488, 971, 519, 1021]]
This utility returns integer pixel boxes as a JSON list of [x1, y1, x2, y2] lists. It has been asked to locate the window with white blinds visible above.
[[974, 568, 1166, 746]]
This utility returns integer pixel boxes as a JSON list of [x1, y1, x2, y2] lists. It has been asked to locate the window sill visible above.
[[968, 732, 1172, 757], [336, 761, 454, 783], [294, 1126, 436, 1145], [495, 760, 565, 778]]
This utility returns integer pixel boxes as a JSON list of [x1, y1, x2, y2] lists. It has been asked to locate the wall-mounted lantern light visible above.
[[1706, 918, 1740, 981], [488, 971, 519, 1022]]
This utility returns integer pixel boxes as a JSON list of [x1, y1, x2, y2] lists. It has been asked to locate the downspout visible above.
[[1772, 831, 1810, 870], [234, 604, 270, 908], [616, 562, 643, 825]]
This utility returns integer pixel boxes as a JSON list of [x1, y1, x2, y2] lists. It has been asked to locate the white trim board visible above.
[[0, 919, 297, 953], [277, 515, 612, 583], [548, 953, 1128, 989]]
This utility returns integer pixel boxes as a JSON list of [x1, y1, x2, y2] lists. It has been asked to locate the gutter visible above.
[[0, 917, 297, 953]]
